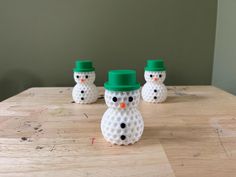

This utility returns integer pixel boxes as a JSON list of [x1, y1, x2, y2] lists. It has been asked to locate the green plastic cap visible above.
[[73, 60, 95, 72], [145, 59, 166, 71], [104, 70, 140, 91]]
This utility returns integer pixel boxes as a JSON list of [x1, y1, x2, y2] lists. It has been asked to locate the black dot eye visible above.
[[150, 74, 153, 78], [159, 74, 162, 78], [81, 97, 84, 100], [128, 96, 133, 102], [112, 97, 118, 102], [85, 75, 88, 79], [76, 75, 79, 78]]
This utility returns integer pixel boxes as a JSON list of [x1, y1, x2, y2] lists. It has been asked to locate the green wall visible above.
[[0, 0, 217, 101], [212, 0, 236, 95]]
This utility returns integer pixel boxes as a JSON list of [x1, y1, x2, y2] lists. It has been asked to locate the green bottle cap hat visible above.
[[104, 70, 140, 91], [145, 59, 166, 71], [73, 60, 95, 72]]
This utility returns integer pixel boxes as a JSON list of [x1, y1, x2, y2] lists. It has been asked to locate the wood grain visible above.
[[0, 86, 236, 177]]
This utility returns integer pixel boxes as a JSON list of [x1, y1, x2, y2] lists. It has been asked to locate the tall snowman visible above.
[[142, 59, 167, 103], [101, 70, 144, 145], [72, 60, 98, 104]]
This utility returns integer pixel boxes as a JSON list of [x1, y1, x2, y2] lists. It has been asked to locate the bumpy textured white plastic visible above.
[[142, 71, 167, 103], [72, 71, 98, 104], [101, 89, 144, 145]]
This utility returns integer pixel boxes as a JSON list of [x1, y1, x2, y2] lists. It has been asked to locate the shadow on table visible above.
[[96, 95, 105, 104], [139, 125, 205, 147], [165, 94, 207, 103]]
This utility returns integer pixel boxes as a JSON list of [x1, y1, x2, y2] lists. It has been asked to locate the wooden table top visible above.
[[0, 86, 236, 177]]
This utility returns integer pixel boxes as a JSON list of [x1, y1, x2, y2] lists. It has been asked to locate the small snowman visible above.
[[101, 70, 144, 145], [72, 60, 98, 104], [142, 59, 167, 103]]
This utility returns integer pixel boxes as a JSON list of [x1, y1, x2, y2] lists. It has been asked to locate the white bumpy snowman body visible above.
[[101, 70, 144, 145], [72, 60, 98, 104], [142, 59, 167, 103]]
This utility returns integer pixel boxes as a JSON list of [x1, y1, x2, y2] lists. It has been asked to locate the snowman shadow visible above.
[[140, 124, 206, 147], [165, 87, 207, 103], [70, 94, 105, 104], [137, 126, 163, 146], [165, 94, 207, 103], [95, 94, 105, 104]]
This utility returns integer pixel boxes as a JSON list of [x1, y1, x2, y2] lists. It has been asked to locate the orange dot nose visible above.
[[80, 79, 85, 82], [153, 77, 158, 81], [120, 102, 126, 109]]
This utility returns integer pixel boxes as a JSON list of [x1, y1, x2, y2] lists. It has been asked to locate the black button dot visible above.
[[154, 89, 157, 92], [81, 90, 84, 94], [120, 135, 126, 140], [76, 75, 79, 78], [154, 96, 157, 99], [120, 123, 126, 129], [150, 74, 153, 78], [159, 74, 162, 78], [85, 75, 88, 79], [81, 97, 84, 100]]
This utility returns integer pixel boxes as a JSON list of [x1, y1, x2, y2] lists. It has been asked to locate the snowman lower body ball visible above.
[[72, 84, 98, 104], [142, 83, 167, 103], [101, 108, 144, 145]]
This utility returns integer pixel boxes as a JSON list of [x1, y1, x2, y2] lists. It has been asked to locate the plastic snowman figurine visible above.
[[72, 60, 98, 104], [101, 70, 144, 145], [142, 59, 167, 103]]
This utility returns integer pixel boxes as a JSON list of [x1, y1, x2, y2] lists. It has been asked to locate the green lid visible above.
[[73, 59, 95, 72], [145, 59, 166, 71], [104, 70, 140, 91]]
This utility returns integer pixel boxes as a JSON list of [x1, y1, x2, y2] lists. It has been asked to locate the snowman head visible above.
[[74, 71, 95, 84], [144, 59, 166, 84], [104, 89, 140, 109], [144, 71, 166, 84]]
